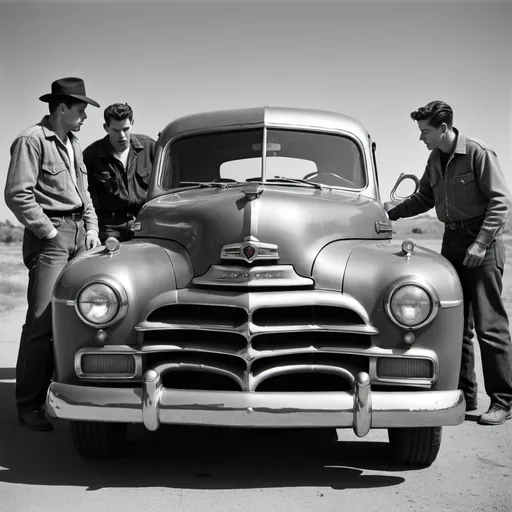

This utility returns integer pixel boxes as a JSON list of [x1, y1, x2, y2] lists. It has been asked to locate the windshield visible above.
[[161, 128, 366, 190]]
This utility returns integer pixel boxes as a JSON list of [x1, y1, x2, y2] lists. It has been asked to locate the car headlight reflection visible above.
[[388, 284, 433, 328], [76, 283, 120, 326]]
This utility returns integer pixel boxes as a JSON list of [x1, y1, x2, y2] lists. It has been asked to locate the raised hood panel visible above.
[[137, 185, 390, 277]]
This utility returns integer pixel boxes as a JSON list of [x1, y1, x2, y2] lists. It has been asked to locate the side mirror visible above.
[[389, 173, 420, 203]]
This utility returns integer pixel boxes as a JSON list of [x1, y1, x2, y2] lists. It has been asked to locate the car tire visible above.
[[387, 426, 442, 466], [70, 421, 127, 460]]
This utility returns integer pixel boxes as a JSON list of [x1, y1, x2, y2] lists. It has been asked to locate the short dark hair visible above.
[[49, 96, 85, 114], [104, 103, 134, 125], [410, 101, 453, 128]]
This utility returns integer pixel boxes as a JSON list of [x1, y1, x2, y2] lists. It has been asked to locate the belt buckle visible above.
[[447, 222, 457, 230], [70, 212, 81, 221]]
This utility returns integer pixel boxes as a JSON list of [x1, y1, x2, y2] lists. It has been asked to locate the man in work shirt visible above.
[[84, 103, 155, 242], [385, 100, 512, 425], [4, 77, 101, 431]]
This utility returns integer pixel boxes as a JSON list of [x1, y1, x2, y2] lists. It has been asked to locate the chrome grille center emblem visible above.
[[243, 245, 256, 259], [221, 236, 279, 264]]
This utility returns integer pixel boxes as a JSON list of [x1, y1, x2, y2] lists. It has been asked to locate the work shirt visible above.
[[4, 116, 99, 239], [390, 129, 511, 247], [84, 134, 155, 222]]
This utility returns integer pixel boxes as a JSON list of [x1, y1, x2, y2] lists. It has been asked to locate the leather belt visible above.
[[44, 207, 83, 221], [445, 216, 485, 231]]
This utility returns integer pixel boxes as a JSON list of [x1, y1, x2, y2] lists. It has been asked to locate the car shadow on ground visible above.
[[0, 375, 410, 491]]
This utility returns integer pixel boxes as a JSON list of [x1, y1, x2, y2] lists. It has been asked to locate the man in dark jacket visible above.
[[385, 100, 512, 426], [84, 103, 155, 242]]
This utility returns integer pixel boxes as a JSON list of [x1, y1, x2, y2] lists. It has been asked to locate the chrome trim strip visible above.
[[52, 298, 76, 307], [135, 322, 378, 336], [193, 264, 312, 287], [47, 382, 465, 431], [440, 299, 463, 308]]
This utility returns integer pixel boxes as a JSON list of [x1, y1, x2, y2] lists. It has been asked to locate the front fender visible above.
[[52, 239, 193, 383], [342, 240, 463, 389]]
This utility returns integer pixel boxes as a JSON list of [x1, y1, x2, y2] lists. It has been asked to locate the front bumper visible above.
[[47, 369, 465, 437]]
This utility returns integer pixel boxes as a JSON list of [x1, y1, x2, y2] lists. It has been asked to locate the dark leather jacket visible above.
[[84, 134, 155, 222], [389, 129, 511, 247]]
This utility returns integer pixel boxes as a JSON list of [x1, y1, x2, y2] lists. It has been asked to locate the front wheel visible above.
[[70, 421, 127, 460], [388, 426, 442, 466]]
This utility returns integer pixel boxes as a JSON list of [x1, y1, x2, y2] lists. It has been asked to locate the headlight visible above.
[[76, 282, 121, 326], [385, 280, 438, 329]]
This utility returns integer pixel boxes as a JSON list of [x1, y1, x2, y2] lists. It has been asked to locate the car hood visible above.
[[136, 184, 390, 277]]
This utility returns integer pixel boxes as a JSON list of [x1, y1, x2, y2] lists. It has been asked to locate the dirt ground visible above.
[[0, 238, 511, 511]]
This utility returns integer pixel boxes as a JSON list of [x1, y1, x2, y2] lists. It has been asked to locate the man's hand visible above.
[[85, 232, 101, 250], [463, 241, 487, 268], [384, 202, 400, 221]]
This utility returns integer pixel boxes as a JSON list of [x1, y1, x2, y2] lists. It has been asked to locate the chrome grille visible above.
[[142, 329, 247, 353], [147, 304, 247, 327], [133, 290, 389, 392], [251, 332, 371, 351], [252, 306, 364, 327]]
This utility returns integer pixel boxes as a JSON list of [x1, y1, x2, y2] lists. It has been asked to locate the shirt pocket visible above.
[[93, 170, 117, 194], [429, 174, 441, 204], [135, 165, 152, 187], [77, 162, 88, 189], [40, 162, 69, 194], [452, 171, 479, 205]]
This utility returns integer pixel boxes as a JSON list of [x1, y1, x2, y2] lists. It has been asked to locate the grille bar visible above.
[[376, 357, 434, 379]]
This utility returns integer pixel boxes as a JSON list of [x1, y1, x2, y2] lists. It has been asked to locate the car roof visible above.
[[158, 106, 370, 144]]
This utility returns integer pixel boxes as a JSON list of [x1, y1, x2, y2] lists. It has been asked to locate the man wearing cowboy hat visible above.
[[4, 77, 101, 431]]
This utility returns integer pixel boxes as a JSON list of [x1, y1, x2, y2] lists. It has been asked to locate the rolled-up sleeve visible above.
[[473, 149, 511, 247], [4, 136, 55, 239]]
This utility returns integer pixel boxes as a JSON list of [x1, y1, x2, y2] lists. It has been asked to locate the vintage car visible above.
[[46, 107, 466, 465]]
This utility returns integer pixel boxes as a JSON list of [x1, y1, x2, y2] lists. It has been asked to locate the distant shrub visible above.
[[0, 220, 23, 243], [412, 227, 424, 234]]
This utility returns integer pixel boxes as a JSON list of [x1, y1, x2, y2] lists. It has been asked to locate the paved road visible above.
[[0, 305, 511, 512]]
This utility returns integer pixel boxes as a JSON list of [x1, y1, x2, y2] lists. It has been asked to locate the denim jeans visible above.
[[441, 222, 512, 410], [16, 217, 86, 412]]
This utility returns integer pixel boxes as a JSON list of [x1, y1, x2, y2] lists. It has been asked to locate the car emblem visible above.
[[243, 245, 256, 259], [221, 236, 279, 263]]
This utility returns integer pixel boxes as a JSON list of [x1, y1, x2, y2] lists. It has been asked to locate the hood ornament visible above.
[[221, 236, 279, 264]]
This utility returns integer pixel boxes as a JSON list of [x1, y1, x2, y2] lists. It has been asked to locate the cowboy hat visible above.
[[39, 77, 100, 107]]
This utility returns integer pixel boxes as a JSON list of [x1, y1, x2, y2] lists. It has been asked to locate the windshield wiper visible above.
[[177, 181, 238, 189], [266, 177, 323, 189]]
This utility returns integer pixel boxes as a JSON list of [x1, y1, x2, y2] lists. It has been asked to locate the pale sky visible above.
[[1, 0, 510, 223]]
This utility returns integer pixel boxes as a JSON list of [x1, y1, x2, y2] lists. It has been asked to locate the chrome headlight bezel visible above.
[[384, 276, 440, 330], [74, 277, 128, 328]]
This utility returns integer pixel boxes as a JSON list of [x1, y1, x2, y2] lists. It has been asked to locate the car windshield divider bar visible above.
[[261, 127, 267, 182]]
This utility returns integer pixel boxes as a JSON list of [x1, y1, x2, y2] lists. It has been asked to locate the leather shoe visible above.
[[18, 409, 53, 431], [478, 404, 512, 425], [465, 398, 478, 412]]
